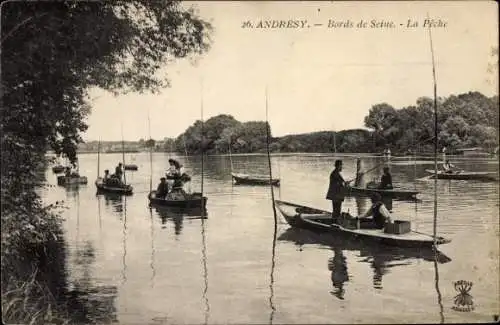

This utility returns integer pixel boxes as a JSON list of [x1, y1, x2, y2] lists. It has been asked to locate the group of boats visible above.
[[50, 149, 498, 250]]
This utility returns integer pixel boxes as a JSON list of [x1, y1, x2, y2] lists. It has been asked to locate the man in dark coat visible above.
[[326, 160, 349, 224], [378, 167, 393, 189]]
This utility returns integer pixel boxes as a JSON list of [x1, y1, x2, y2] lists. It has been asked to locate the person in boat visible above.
[[65, 167, 71, 177], [326, 160, 350, 224], [155, 177, 169, 199], [103, 169, 110, 183], [114, 163, 123, 180], [442, 160, 457, 174], [378, 167, 393, 189], [359, 193, 393, 229]]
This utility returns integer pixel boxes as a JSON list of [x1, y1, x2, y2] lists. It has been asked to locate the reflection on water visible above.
[[329, 247, 348, 300], [35, 153, 498, 324], [278, 227, 452, 300]]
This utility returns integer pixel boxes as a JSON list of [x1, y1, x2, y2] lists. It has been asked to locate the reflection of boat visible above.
[[274, 200, 451, 248], [153, 206, 207, 235], [231, 172, 280, 186], [95, 177, 133, 195], [348, 185, 419, 200], [124, 164, 138, 171], [148, 190, 207, 209], [425, 169, 497, 181], [279, 227, 451, 296], [57, 175, 88, 186]]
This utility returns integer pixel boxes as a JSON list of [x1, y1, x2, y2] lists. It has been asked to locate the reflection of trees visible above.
[[2, 232, 118, 324], [278, 228, 451, 298]]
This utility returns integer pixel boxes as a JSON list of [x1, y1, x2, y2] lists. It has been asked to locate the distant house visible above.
[[456, 147, 490, 157]]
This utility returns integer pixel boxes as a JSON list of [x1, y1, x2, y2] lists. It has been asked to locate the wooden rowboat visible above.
[[52, 165, 66, 173], [274, 200, 451, 248], [95, 177, 133, 195], [57, 175, 88, 186], [425, 169, 497, 181], [347, 186, 419, 199], [124, 164, 138, 171], [148, 190, 207, 209], [231, 172, 280, 186]]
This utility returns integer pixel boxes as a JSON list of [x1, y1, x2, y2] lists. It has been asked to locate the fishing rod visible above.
[[265, 86, 278, 234], [148, 108, 153, 193], [121, 123, 127, 185], [428, 15, 439, 248], [265, 86, 278, 324], [427, 13, 445, 323]]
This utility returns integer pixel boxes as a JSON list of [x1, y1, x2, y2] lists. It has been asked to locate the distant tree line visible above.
[[168, 91, 498, 155]]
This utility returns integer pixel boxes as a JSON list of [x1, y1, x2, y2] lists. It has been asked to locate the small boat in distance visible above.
[[231, 172, 280, 186], [52, 165, 66, 174], [148, 190, 207, 209], [57, 175, 88, 186], [95, 177, 133, 195], [124, 164, 138, 171], [274, 200, 451, 248], [425, 169, 497, 181]]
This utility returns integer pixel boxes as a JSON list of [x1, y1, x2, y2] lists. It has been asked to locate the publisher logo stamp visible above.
[[452, 280, 474, 312]]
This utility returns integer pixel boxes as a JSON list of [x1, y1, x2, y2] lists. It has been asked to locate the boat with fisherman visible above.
[[94, 140, 134, 195], [424, 169, 497, 181], [274, 200, 451, 248], [347, 183, 419, 200], [346, 159, 420, 199]]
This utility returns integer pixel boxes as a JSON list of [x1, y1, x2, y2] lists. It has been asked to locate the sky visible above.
[[83, 1, 499, 141]]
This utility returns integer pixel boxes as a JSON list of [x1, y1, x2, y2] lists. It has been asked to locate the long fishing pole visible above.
[[428, 15, 439, 247], [148, 108, 153, 192], [265, 86, 278, 324], [265, 86, 278, 233], [427, 13, 445, 323], [121, 124, 127, 185], [97, 138, 101, 178]]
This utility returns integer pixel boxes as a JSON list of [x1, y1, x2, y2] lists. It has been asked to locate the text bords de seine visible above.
[[241, 18, 447, 29]]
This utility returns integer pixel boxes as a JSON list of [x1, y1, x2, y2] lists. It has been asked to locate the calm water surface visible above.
[[41, 153, 499, 324]]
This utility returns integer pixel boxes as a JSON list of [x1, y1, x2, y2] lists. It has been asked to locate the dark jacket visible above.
[[156, 182, 169, 198], [326, 169, 347, 201], [371, 202, 386, 229], [379, 174, 393, 189]]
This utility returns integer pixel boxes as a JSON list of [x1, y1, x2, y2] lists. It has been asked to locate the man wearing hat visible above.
[[326, 160, 350, 224], [155, 177, 169, 199]]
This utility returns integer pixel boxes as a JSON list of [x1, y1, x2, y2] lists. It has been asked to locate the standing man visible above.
[[326, 160, 349, 224]]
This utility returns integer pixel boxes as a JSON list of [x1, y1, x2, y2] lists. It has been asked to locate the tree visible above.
[[1, 2, 212, 321]]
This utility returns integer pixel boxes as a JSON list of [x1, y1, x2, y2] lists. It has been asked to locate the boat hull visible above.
[[348, 186, 419, 199], [231, 173, 280, 186], [57, 176, 88, 186], [124, 164, 138, 171], [52, 166, 66, 173], [148, 191, 207, 209], [425, 169, 497, 181], [95, 178, 133, 195], [274, 200, 450, 248]]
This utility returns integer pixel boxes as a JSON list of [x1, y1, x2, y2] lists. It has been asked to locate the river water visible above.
[[40, 152, 499, 324]]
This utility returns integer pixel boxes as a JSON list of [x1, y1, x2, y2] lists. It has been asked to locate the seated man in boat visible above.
[[65, 167, 72, 177], [103, 169, 110, 183], [359, 193, 393, 229], [155, 177, 169, 199], [378, 167, 393, 189], [442, 160, 457, 174]]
